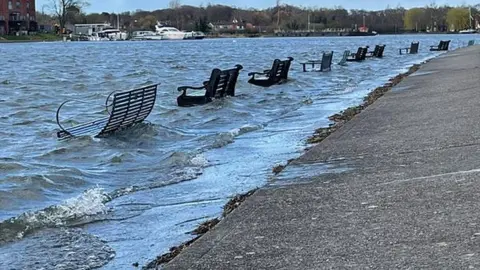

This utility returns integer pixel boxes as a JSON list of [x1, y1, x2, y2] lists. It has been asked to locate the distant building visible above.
[[0, 0, 37, 34], [74, 23, 111, 36], [209, 19, 254, 32]]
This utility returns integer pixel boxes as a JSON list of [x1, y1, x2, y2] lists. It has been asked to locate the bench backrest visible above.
[[100, 84, 158, 136], [354, 47, 363, 60], [321, 51, 334, 71], [440, 40, 450, 50], [360, 47, 368, 60], [339, 50, 350, 65], [410, 42, 419, 54], [207, 64, 243, 98], [269, 57, 294, 81], [376, 45, 386, 57], [372, 45, 380, 56]]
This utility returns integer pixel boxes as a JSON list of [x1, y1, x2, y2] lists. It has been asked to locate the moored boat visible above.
[[131, 31, 163, 41], [155, 24, 186, 40], [184, 31, 206, 40]]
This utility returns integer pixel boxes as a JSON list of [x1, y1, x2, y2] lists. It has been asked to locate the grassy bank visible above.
[[0, 33, 62, 43]]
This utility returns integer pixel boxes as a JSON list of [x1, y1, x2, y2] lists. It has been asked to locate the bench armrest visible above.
[[177, 85, 206, 92], [248, 72, 268, 76]]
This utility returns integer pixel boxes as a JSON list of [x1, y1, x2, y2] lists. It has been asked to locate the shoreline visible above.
[[144, 189, 257, 268], [159, 45, 480, 269], [143, 61, 427, 269]]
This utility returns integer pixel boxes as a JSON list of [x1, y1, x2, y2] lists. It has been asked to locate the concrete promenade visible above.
[[164, 46, 480, 269]]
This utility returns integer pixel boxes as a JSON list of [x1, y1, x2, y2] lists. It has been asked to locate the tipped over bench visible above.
[[56, 84, 158, 139]]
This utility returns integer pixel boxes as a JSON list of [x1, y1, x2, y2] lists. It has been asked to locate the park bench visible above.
[[399, 42, 419, 54], [430, 40, 450, 51], [338, 50, 350, 66], [346, 47, 368, 62], [468, 40, 475, 46], [177, 64, 243, 107], [56, 84, 159, 139], [248, 57, 294, 87], [366, 45, 386, 58], [300, 51, 334, 72]]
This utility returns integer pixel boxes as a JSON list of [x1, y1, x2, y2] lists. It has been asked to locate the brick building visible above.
[[0, 0, 37, 34]]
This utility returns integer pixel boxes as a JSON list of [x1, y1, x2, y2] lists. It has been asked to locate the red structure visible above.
[[0, 0, 37, 34]]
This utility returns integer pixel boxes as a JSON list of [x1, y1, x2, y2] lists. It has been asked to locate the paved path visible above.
[[165, 46, 480, 269]]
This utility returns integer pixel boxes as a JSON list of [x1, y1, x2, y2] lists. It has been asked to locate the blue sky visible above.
[[36, 0, 479, 13]]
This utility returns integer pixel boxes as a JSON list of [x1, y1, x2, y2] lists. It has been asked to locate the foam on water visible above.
[[0, 188, 109, 243], [0, 228, 116, 270], [190, 154, 209, 167]]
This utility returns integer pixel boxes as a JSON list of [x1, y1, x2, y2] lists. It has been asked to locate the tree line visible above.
[[40, 0, 480, 34]]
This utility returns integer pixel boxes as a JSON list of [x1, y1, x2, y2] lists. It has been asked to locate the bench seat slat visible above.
[[113, 93, 156, 105], [62, 118, 109, 134], [103, 112, 151, 129], [110, 98, 156, 112], [56, 84, 158, 139], [109, 105, 155, 118]]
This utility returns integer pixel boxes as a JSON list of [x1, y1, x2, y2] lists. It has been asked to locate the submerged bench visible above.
[[300, 51, 333, 72], [366, 45, 386, 58], [399, 42, 419, 54], [248, 57, 294, 87], [56, 84, 158, 139], [346, 47, 368, 62], [430, 40, 450, 51], [177, 64, 243, 107], [468, 40, 475, 46], [338, 50, 350, 66]]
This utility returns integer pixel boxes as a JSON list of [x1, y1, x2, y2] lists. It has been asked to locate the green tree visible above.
[[194, 17, 210, 32], [446, 8, 470, 31], [404, 8, 424, 31], [138, 15, 158, 31]]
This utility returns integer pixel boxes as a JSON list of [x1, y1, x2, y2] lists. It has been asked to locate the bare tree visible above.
[[169, 0, 181, 9], [276, 0, 281, 30], [169, 0, 182, 28], [50, 0, 89, 32]]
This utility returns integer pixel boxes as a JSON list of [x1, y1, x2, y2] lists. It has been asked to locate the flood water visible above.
[[0, 34, 477, 269]]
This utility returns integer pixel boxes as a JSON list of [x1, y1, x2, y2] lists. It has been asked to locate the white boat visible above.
[[131, 31, 163, 41], [184, 31, 206, 40], [91, 28, 128, 41], [155, 24, 186, 40], [459, 29, 477, 34]]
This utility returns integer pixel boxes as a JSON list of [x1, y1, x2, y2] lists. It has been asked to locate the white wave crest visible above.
[[190, 154, 209, 167], [228, 124, 264, 137], [23, 188, 110, 227]]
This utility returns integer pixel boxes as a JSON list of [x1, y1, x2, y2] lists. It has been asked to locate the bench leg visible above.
[[302, 64, 306, 72]]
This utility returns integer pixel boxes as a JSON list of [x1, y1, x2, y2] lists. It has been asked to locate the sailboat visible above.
[[459, 7, 477, 34]]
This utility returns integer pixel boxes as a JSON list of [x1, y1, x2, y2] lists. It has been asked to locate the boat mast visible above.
[[469, 7, 473, 29], [307, 13, 310, 31]]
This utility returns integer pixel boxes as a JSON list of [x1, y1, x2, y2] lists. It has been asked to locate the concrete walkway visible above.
[[164, 46, 480, 269]]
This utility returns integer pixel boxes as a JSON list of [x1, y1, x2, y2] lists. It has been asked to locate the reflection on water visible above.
[[0, 35, 476, 268]]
